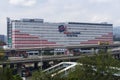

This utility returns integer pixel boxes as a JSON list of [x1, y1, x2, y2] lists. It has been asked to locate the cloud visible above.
[[90, 15, 111, 22], [9, 0, 37, 7], [89, 0, 113, 3], [0, 0, 119, 35]]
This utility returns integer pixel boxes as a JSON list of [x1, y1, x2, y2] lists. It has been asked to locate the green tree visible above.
[[0, 67, 22, 80], [68, 53, 120, 80], [0, 40, 6, 46], [31, 52, 120, 80], [32, 69, 51, 80], [13, 74, 23, 80], [0, 48, 5, 61], [0, 67, 13, 80]]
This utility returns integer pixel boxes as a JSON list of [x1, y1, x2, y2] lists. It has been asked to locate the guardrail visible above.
[[44, 62, 77, 77], [0, 52, 119, 64]]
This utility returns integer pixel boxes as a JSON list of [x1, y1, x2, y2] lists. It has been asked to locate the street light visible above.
[[41, 42, 43, 70]]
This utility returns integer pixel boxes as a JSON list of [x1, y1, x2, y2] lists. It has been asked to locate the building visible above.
[[113, 27, 120, 37], [0, 34, 6, 47], [113, 27, 120, 41], [7, 18, 113, 49], [0, 35, 5, 42]]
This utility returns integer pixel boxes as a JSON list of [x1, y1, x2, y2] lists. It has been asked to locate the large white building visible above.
[[7, 18, 113, 49]]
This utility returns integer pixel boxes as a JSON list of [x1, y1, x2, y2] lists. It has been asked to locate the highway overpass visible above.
[[0, 52, 120, 65], [5, 44, 120, 51], [0, 55, 86, 65]]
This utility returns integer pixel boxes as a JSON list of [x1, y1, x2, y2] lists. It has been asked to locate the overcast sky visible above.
[[0, 0, 120, 35]]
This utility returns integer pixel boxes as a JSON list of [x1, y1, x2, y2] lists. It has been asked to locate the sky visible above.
[[0, 0, 120, 35]]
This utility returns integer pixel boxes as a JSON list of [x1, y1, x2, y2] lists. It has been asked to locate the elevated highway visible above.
[[67, 44, 120, 49], [2, 44, 120, 65], [0, 54, 93, 65], [0, 51, 120, 65], [5, 44, 120, 51]]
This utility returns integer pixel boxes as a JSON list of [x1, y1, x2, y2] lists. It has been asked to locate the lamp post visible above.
[[41, 43, 43, 70]]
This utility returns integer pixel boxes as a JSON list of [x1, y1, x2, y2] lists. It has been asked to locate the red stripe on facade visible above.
[[14, 45, 63, 49], [13, 40, 48, 41], [12, 30, 57, 48], [13, 42, 56, 44], [80, 32, 113, 45]]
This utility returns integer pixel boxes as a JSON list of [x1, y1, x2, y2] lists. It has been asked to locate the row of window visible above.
[[12, 31, 111, 35], [15, 26, 112, 30], [12, 38, 112, 43], [14, 22, 112, 28], [14, 28, 112, 33]]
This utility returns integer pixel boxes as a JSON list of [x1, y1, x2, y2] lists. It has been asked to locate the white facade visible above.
[[7, 18, 113, 49]]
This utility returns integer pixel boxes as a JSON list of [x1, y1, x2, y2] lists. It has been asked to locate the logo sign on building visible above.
[[58, 25, 80, 37], [58, 25, 67, 32]]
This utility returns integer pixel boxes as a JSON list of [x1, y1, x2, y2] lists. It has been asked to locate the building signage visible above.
[[58, 25, 80, 37]]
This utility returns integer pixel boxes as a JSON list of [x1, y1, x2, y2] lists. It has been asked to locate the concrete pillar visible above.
[[16, 63, 23, 69], [34, 62, 39, 70], [3, 64, 7, 68], [42, 61, 51, 70], [104, 47, 108, 53], [119, 54, 120, 59], [10, 64, 14, 68], [114, 54, 119, 59], [114, 54, 117, 59], [117, 54, 120, 59]]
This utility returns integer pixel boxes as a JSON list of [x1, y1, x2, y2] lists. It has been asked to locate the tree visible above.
[[31, 69, 65, 80], [32, 69, 51, 80], [31, 52, 120, 80], [0, 67, 22, 80], [0, 40, 6, 46], [13, 74, 22, 80], [0, 67, 13, 80], [67, 53, 120, 80], [0, 48, 5, 61]]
